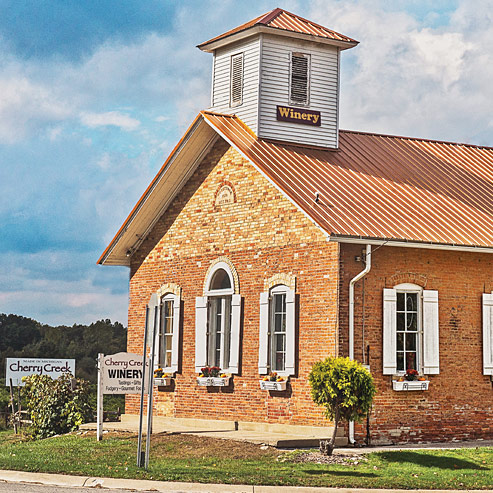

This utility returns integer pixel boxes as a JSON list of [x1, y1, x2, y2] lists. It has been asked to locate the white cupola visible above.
[[198, 8, 358, 149]]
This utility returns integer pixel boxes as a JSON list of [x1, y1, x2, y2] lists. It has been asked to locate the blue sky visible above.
[[1, 0, 492, 326]]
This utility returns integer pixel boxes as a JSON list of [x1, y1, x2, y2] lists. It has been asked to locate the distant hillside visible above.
[[0, 314, 127, 382]]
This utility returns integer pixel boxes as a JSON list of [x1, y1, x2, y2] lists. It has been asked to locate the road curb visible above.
[[0, 470, 489, 493]]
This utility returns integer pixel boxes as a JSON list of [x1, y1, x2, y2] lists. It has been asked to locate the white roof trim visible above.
[[330, 236, 493, 254], [99, 117, 218, 266], [199, 25, 357, 53]]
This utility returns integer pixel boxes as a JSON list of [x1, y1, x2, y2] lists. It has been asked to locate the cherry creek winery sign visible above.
[[6, 358, 76, 386], [101, 352, 149, 394], [276, 105, 321, 126]]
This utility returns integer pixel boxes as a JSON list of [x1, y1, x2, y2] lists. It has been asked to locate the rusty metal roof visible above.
[[198, 8, 358, 51], [99, 111, 493, 265], [203, 112, 493, 249]]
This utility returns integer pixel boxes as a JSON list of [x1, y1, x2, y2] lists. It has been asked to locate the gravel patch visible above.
[[279, 451, 368, 465]]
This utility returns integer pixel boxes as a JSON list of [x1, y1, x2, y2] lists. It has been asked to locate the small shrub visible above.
[[309, 357, 376, 455], [22, 373, 93, 438]]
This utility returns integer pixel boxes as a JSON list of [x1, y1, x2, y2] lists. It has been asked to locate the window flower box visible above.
[[392, 380, 429, 391], [259, 379, 287, 391], [197, 376, 231, 387], [153, 377, 172, 386]]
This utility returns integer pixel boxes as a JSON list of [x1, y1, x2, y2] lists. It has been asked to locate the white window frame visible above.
[[230, 52, 244, 108], [195, 261, 241, 374], [289, 52, 311, 106], [259, 284, 296, 377], [159, 293, 175, 372], [395, 284, 422, 374], [383, 283, 439, 376], [150, 288, 181, 374], [269, 284, 288, 373], [482, 292, 493, 375]]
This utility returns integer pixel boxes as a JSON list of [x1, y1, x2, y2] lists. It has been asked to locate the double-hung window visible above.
[[147, 287, 181, 373], [259, 284, 296, 376], [383, 284, 439, 375], [396, 290, 420, 372], [195, 261, 241, 373], [207, 270, 233, 368], [159, 294, 175, 369], [270, 285, 288, 372], [482, 292, 493, 375]]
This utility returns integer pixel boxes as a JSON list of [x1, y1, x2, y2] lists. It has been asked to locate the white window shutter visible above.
[[482, 293, 493, 375], [382, 289, 397, 375], [170, 294, 181, 373], [285, 289, 296, 376], [195, 296, 208, 372], [228, 295, 242, 374], [258, 292, 269, 374], [422, 289, 440, 374]]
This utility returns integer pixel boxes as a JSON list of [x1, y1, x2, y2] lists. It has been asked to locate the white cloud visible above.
[[0, 286, 128, 326], [0, 76, 71, 143], [0, 30, 210, 144], [80, 111, 140, 130], [0, 250, 128, 326], [308, 0, 493, 144]]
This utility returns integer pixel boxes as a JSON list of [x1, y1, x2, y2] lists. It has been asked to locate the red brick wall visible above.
[[126, 138, 340, 426], [339, 243, 493, 443]]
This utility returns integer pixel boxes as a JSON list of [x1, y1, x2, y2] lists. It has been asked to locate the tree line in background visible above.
[[0, 313, 127, 382]]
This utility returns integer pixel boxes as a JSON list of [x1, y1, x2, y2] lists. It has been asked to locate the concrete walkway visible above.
[[0, 470, 490, 493], [80, 415, 347, 448]]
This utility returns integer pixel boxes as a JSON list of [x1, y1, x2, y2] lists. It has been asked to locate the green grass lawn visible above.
[[0, 431, 491, 489]]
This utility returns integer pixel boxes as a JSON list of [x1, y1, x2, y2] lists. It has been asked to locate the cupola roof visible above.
[[198, 7, 358, 52]]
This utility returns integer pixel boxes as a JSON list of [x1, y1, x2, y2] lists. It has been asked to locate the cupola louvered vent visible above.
[[290, 53, 310, 105], [230, 53, 244, 107]]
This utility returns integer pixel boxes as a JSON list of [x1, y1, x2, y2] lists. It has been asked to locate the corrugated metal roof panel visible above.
[[203, 112, 493, 249], [198, 8, 357, 50]]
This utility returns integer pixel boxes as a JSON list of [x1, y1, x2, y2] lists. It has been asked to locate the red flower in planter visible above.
[[405, 369, 419, 381]]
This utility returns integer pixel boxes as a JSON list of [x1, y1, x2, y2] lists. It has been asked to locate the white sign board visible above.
[[6, 358, 76, 386], [101, 352, 149, 394]]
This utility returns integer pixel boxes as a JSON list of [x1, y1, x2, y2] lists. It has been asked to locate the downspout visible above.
[[348, 244, 372, 444]]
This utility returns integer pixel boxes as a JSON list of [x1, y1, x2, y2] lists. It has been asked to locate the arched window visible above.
[[206, 266, 234, 369], [195, 261, 241, 374]]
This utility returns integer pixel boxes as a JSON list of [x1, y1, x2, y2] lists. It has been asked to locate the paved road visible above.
[[0, 482, 156, 493]]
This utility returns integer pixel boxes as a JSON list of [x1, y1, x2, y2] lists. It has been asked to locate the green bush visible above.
[[22, 373, 93, 439], [309, 356, 376, 455]]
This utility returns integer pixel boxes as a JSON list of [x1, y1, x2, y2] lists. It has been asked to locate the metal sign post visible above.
[[144, 305, 158, 469], [136, 306, 149, 468], [97, 353, 104, 441], [137, 293, 158, 468]]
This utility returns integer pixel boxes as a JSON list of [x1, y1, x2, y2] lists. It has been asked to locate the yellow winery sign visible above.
[[276, 106, 321, 126]]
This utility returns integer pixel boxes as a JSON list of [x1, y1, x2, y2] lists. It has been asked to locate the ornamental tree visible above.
[[309, 357, 376, 455]]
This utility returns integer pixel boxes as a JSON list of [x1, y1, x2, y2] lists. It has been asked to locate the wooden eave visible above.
[[97, 114, 219, 266], [198, 25, 358, 53]]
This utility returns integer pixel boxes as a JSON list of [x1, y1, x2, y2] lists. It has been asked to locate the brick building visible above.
[[98, 9, 493, 444]]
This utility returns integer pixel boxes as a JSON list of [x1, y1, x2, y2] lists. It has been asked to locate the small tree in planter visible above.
[[309, 357, 376, 455]]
